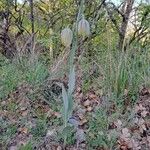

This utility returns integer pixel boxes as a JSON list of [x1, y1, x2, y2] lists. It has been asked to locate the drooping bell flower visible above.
[[61, 27, 73, 47], [78, 17, 90, 37]]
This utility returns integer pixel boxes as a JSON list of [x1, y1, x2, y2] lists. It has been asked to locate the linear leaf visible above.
[[68, 66, 75, 95], [62, 84, 69, 123]]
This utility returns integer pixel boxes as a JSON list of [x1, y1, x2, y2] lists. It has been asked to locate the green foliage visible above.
[[0, 0, 150, 149], [82, 79, 92, 94], [0, 59, 22, 99], [0, 56, 49, 99], [81, 45, 150, 105], [87, 109, 117, 149], [62, 84, 69, 126], [19, 142, 33, 150], [62, 66, 75, 127], [60, 126, 76, 145], [5, 124, 17, 138], [25, 61, 48, 85], [30, 119, 47, 139], [0, 119, 17, 146]]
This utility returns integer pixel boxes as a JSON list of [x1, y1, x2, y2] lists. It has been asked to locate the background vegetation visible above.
[[0, 0, 150, 150]]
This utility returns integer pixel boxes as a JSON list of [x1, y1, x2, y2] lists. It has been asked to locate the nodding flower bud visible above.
[[61, 27, 73, 47], [78, 18, 90, 37]]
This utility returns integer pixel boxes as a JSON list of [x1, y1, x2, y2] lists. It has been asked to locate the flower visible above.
[[61, 27, 73, 47], [78, 17, 90, 37]]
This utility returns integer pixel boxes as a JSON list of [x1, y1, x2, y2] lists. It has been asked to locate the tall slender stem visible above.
[[69, 0, 84, 69]]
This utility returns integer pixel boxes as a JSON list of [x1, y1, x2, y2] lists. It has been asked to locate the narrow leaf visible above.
[[68, 94, 73, 116], [62, 84, 69, 123], [68, 66, 75, 95]]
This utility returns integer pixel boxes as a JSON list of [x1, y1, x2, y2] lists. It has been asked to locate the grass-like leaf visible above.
[[62, 84, 69, 126], [68, 66, 75, 95]]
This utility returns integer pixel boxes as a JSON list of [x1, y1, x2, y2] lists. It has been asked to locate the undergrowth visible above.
[[0, 56, 48, 99], [0, 44, 149, 149], [81, 45, 150, 105]]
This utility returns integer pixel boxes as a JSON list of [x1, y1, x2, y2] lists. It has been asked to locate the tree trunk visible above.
[[29, 0, 35, 51], [0, 1, 16, 59], [118, 0, 134, 50]]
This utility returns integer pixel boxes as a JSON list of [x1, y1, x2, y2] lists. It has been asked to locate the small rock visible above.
[[76, 87, 81, 92], [57, 146, 62, 150], [1, 101, 6, 106], [86, 106, 92, 112], [77, 108, 86, 114], [69, 117, 79, 127], [88, 93, 97, 99], [76, 129, 86, 143], [80, 118, 88, 125], [20, 107, 27, 111], [78, 113, 84, 120], [46, 129, 56, 137], [114, 119, 122, 129], [81, 143, 86, 148], [9, 146, 18, 150], [83, 100, 90, 107], [21, 110, 28, 117], [53, 112, 61, 118]]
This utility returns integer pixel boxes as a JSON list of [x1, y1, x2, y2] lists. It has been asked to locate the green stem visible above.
[[63, 0, 85, 147], [69, 0, 84, 69], [64, 121, 67, 147]]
